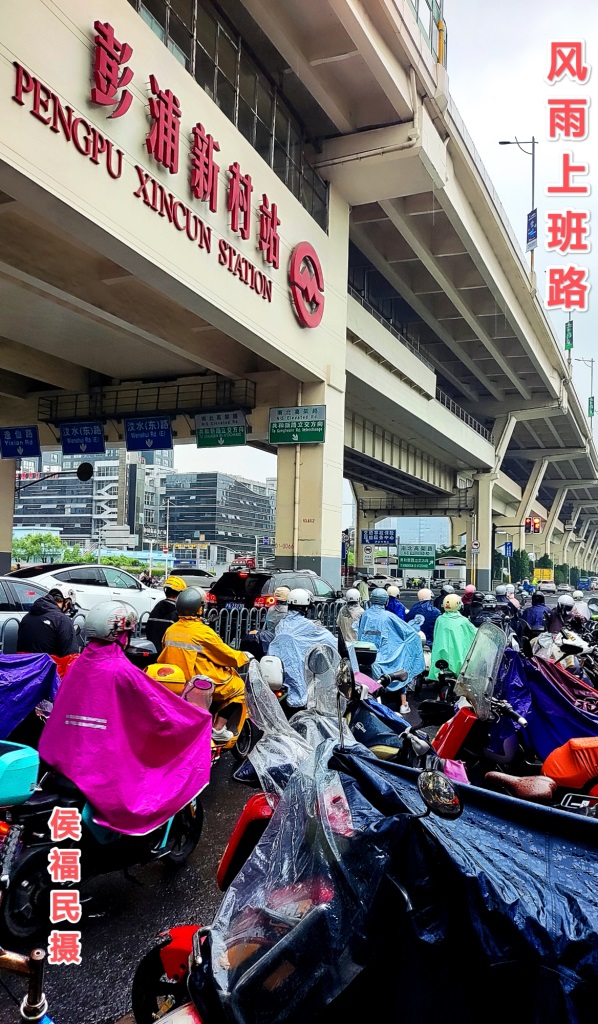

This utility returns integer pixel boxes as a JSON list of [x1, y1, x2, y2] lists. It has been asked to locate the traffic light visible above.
[[524, 517, 532, 534], [532, 516, 541, 534]]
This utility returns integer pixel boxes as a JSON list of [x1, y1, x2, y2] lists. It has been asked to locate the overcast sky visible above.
[[175, 2, 597, 515]]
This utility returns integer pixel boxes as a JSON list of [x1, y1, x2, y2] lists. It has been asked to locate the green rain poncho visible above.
[[429, 611, 477, 681]]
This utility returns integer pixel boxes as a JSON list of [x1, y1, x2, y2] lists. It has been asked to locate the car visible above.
[[207, 568, 339, 611], [0, 576, 51, 652], [7, 563, 162, 619], [557, 583, 573, 593], [538, 580, 557, 594], [364, 573, 403, 590], [171, 569, 219, 589]]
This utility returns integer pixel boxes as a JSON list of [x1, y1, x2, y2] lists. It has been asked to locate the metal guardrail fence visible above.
[[348, 286, 434, 371], [0, 603, 341, 655], [435, 388, 493, 442]]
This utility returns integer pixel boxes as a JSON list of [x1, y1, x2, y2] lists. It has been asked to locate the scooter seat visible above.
[[485, 772, 557, 803]]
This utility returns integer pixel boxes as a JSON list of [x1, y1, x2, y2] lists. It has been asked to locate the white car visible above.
[[8, 563, 161, 620]]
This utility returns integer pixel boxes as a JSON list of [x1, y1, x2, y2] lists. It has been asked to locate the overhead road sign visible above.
[[361, 530, 397, 545], [398, 543, 436, 571], [124, 416, 173, 451], [60, 421, 105, 455], [195, 410, 246, 448], [268, 406, 326, 445], [0, 426, 41, 459]]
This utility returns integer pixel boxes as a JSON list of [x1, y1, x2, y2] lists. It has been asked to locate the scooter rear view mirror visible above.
[[435, 659, 449, 671], [417, 770, 463, 820], [335, 658, 355, 699]]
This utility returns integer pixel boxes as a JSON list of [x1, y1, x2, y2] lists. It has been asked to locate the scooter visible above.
[[0, 741, 205, 943], [131, 751, 462, 1024], [484, 734, 598, 809]]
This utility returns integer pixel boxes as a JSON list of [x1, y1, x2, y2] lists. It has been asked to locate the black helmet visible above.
[[176, 587, 206, 617]]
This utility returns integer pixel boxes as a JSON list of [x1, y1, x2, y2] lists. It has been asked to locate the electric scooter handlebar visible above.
[[491, 698, 528, 728], [378, 669, 409, 688]]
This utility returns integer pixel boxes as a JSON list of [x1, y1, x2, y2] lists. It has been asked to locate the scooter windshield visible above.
[[454, 622, 506, 720]]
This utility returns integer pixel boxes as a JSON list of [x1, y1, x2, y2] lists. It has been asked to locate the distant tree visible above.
[[12, 532, 63, 564], [536, 554, 553, 569]]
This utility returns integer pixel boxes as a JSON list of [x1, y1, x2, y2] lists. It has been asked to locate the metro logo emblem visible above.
[[288, 242, 325, 328]]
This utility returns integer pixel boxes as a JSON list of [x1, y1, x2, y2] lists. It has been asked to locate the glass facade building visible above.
[[165, 471, 275, 561]]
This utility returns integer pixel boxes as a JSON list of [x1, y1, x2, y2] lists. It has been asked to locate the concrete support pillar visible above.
[[0, 459, 15, 574], [562, 509, 581, 564], [543, 487, 567, 561], [475, 473, 496, 592], [449, 515, 474, 582], [584, 529, 598, 571], [353, 503, 378, 576], [275, 380, 344, 586], [517, 459, 548, 524]]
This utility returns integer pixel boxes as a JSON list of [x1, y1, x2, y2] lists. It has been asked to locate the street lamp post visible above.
[[575, 357, 595, 437], [160, 498, 176, 577], [499, 137, 537, 274]]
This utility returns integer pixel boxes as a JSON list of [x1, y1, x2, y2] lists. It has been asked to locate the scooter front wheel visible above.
[[0, 847, 51, 943], [131, 946, 189, 1024]]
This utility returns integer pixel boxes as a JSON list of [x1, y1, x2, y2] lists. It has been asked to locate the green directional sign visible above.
[[195, 410, 246, 448], [565, 320, 573, 351], [398, 543, 436, 571], [268, 405, 326, 445], [589, 396, 595, 418]]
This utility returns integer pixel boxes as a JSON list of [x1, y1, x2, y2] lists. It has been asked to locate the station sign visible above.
[[398, 543, 436, 571], [124, 415, 173, 451], [361, 529, 396, 545], [195, 410, 246, 448], [268, 406, 326, 445], [0, 426, 41, 459], [60, 421, 105, 455]]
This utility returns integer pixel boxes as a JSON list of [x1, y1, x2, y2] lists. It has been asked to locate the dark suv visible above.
[[206, 569, 339, 611]]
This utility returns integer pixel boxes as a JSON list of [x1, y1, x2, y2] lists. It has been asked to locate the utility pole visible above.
[[575, 357, 595, 437]]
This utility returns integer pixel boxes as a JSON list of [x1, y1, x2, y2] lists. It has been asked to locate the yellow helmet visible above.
[[443, 593, 463, 612], [163, 576, 187, 593], [145, 663, 186, 695]]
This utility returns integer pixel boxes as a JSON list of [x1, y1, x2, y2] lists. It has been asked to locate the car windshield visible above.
[[454, 622, 507, 720]]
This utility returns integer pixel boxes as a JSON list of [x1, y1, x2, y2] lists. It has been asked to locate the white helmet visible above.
[[505, 584, 515, 594], [495, 585, 507, 597], [573, 590, 584, 601], [345, 588, 361, 604], [48, 582, 77, 604], [387, 585, 400, 598], [287, 588, 312, 608], [84, 600, 138, 642]]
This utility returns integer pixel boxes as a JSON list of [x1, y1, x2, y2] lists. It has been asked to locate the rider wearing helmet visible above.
[[572, 589, 590, 622], [145, 575, 187, 653], [546, 593, 576, 633], [405, 588, 440, 645], [461, 584, 477, 617], [268, 589, 337, 709], [429, 591, 476, 681], [39, 599, 212, 835], [17, 583, 80, 657], [336, 588, 364, 654], [159, 587, 248, 744], [265, 585, 291, 632], [386, 585, 406, 620], [434, 582, 454, 610], [358, 588, 425, 715], [505, 583, 520, 611]]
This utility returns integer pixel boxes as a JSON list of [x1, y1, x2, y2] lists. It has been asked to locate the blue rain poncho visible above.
[[268, 612, 337, 707], [357, 605, 425, 687], [428, 610, 477, 681]]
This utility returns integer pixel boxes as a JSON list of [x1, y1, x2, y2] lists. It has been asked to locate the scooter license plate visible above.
[[225, 602, 245, 611]]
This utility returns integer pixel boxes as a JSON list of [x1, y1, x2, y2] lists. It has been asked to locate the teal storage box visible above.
[[0, 741, 39, 807]]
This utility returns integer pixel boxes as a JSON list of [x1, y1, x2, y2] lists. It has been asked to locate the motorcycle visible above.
[[132, 747, 462, 1024], [135, 741, 598, 1024], [0, 740, 205, 943]]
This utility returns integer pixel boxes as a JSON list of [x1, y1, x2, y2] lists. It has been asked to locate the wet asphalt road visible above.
[[0, 755, 249, 1024]]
